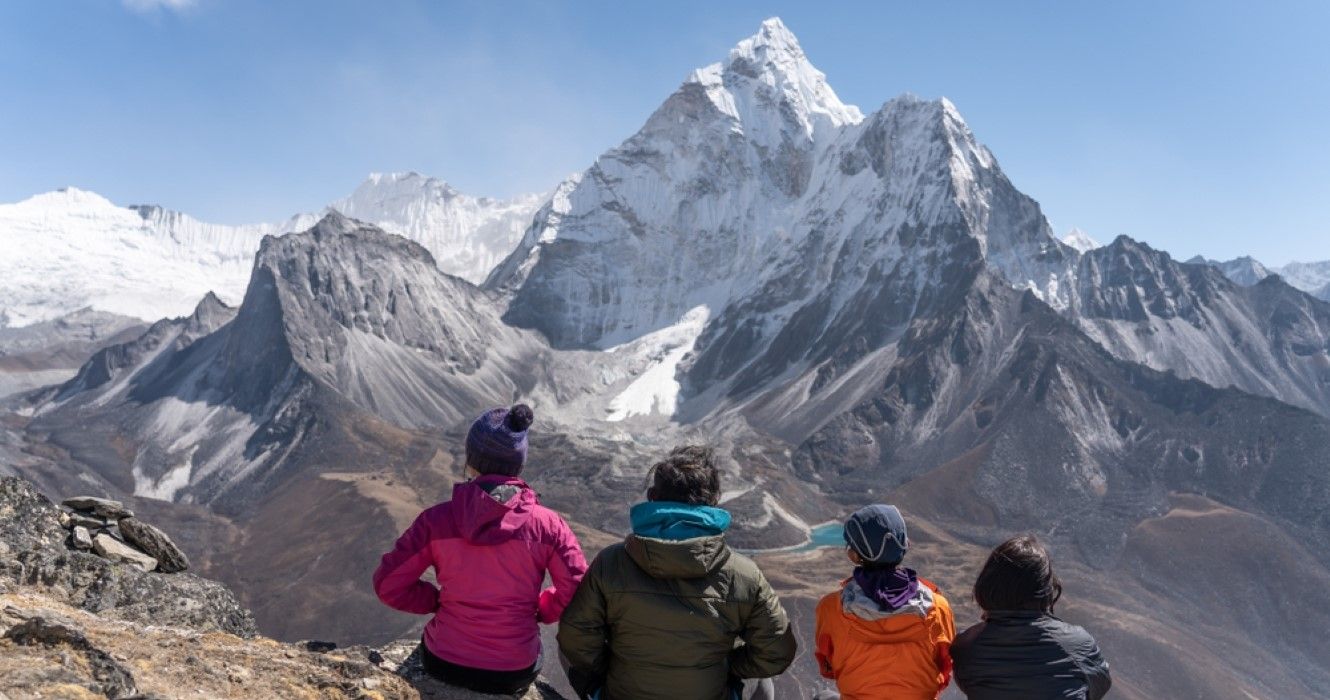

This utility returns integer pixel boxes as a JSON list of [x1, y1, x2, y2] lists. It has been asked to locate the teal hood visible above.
[[630, 501, 732, 541]]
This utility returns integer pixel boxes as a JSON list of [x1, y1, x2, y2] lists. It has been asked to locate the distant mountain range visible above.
[[1190, 255, 1330, 301], [4, 17, 1330, 700], [0, 172, 542, 327]]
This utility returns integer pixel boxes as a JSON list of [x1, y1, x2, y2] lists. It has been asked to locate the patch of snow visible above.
[[605, 306, 711, 421]]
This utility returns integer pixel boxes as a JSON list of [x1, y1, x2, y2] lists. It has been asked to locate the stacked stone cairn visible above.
[[57, 496, 190, 574]]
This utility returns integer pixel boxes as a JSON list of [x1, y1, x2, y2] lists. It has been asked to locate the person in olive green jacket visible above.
[[557, 445, 796, 700]]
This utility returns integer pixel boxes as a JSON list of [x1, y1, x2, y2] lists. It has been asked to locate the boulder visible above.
[[92, 533, 158, 573], [68, 512, 109, 530], [71, 526, 93, 550], [61, 496, 133, 520], [117, 517, 190, 573]]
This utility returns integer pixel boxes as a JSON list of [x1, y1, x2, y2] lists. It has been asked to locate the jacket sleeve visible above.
[[371, 510, 440, 615], [1080, 636, 1112, 700], [933, 591, 957, 692], [814, 594, 837, 679], [556, 552, 610, 698], [729, 569, 798, 679], [538, 517, 589, 623]]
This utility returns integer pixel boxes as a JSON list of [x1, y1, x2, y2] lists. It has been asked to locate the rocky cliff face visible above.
[[1072, 237, 1330, 417]]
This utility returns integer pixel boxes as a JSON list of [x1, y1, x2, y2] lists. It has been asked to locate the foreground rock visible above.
[[118, 516, 191, 573], [61, 495, 133, 520], [0, 592, 416, 700], [0, 476, 253, 636], [92, 531, 159, 572]]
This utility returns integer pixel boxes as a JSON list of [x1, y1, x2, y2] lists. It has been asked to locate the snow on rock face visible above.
[[0, 178, 543, 328]]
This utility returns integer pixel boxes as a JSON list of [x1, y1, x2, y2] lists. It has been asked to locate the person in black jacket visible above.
[[952, 535, 1111, 699]]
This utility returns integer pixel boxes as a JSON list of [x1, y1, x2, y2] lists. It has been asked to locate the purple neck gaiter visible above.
[[853, 565, 920, 611]]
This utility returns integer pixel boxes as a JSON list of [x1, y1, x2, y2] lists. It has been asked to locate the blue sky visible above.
[[1, 1, 1327, 265]]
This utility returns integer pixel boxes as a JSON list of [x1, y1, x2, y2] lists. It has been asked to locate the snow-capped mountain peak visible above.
[[1062, 227, 1101, 253], [687, 17, 862, 143]]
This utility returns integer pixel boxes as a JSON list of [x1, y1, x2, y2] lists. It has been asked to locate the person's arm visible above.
[[933, 590, 957, 692], [729, 569, 798, 679], [556, 553, 610, 699], [371, 510, 440, 614], [814, 595, 837, 679], [538, 517, 589, 624], [1080, 636, 1112, 700]]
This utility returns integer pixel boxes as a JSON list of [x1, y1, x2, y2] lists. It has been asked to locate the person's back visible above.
[[558, 445, 796, 700], [373, 404, 587, 695], [815, 505, 955, 700], [951, 536, 1110, 700], [952, 611, 1107, 699]]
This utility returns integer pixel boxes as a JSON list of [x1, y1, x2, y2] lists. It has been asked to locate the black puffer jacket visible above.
[[952, 611, 1111, 699]]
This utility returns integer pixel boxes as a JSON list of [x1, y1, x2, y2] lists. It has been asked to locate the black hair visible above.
[[646, 445, 721, 506], [973, 535, 1063, 613]]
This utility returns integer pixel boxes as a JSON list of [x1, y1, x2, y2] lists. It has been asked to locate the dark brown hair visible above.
[[973, 535, 1063, 613], [646, 445, 721, 506]]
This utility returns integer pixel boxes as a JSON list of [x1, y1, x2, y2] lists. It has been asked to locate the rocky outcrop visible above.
[[0, 476, 254, 636]]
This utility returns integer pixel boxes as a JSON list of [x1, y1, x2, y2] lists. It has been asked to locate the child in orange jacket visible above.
[[815, 505, 955, 700]]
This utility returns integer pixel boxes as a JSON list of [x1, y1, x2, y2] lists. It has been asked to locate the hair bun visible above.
[[506, 404, 534, 432]]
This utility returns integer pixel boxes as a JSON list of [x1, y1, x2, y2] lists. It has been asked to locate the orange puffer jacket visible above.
[[815, 576, 955, 700]]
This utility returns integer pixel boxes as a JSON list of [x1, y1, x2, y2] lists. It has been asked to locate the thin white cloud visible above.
[[122, 0, 196, 13]]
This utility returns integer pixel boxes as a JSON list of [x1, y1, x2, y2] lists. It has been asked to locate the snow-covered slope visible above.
[[0, 177, 543, 327]]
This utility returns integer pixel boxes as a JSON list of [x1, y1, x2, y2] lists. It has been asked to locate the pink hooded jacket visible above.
[[373, 474, 587, 671]]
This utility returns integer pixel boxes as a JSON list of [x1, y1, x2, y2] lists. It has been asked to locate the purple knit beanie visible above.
[[465, 404, 534, 476]]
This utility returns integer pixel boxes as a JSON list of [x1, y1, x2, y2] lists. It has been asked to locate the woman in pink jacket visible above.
[[373, 404, 588, 695]]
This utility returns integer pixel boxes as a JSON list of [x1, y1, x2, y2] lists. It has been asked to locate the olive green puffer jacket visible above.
[[557, 534, 797, 700]]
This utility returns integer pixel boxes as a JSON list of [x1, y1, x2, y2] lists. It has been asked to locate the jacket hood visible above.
[[625, 534, 731, 580], [630, 501, 731, 540], [448, 474, 537, 545], [836, 578, 940, 644]]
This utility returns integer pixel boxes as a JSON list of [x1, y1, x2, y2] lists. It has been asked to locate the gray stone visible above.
[[71, 526, 93, 550], [69, 512, 108, 530], [61, 496, 133, 520], [57, 511, 71, 529], [92, 533, 158, 573], [117, 517, 190, 573]]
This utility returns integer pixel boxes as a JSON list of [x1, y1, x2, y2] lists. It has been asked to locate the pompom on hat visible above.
[[464, 404, 534, 476]]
